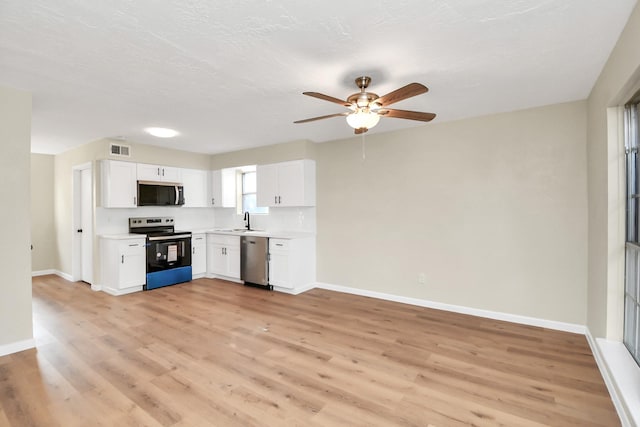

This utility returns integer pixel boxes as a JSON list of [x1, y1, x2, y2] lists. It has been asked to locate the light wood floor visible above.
[[0, 275, 619, 426]]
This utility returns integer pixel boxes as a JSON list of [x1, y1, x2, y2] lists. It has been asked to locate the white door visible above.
[[80, 168, 93, 284]]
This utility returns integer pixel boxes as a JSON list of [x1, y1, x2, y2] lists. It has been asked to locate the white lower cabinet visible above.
[[191, 233, 207, 278], [100, 236, 146, 295], [268, 237, 315, 293], [206, 233, 241, 281]]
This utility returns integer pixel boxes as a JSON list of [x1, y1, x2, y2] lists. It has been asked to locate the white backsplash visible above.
[[96, 207, 216, 235], [214, 207, 316, 233], [95, 206, 315, 235]]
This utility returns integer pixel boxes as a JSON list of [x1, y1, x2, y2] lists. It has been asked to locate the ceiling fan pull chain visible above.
[[362, 133, 366, 161]]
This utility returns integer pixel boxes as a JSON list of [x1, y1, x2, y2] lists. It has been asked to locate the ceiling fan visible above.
[[294, 76, 436, 134]]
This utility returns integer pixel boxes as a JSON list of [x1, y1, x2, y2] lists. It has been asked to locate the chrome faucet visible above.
[[243, 211, 250, 230]]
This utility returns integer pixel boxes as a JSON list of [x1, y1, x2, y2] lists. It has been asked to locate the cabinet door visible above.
[[182, 169, 209, 207], [277, 161, 306, 206], [220, 168, 237, 207], [208, 244, 227, 275], [211, 169, 237, 207], [269, 251, 291, 288], [119, 242, 145, 289], [211, 170, 222, 206], [137, 163, 161, 181], [161, 166, 182, 183], [226, 245, 241, 279], [103, 160, 137, 208], [191, 235, 207, 275], [256, 163, 278, 207]]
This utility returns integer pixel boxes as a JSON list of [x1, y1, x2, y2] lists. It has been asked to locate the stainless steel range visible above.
[[129, 217, 192, 290]]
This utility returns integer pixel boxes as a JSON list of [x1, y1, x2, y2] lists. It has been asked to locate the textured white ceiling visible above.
[[0, 0, 636, 154]]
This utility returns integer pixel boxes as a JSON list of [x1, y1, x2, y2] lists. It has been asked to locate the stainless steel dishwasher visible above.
[[240, 235, 272, 290]]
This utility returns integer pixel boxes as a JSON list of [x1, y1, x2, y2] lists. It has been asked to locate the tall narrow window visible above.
[[624, 97, 640, 367], [242, 170, 268, 215]]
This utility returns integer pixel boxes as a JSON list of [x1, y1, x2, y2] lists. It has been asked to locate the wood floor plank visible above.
[[0, 275, 621, 426]]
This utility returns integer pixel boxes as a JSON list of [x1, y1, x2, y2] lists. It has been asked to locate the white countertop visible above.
[[100, 233, 146, 240], [101, 230, 315, 240], [204, 229, 315, 239]]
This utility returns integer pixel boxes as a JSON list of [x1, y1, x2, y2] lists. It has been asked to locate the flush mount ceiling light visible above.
[[294, 76, 436, 134], [145, 127, 179, 138]]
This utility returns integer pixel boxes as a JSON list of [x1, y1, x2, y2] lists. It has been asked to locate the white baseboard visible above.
[[55, 270, 74, 281], [274, 282, 316, 295], [91, 284, 102, 292], [31, 270, 74, 282], [585, 330, 639, 427], [314, 282, 586, 334], [102, 286, 143, 296], [31, 269, 55, 277], [0, 338, 35, 357]]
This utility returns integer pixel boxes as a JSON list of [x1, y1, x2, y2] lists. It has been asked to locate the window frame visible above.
[[624, 95, 640, 367]]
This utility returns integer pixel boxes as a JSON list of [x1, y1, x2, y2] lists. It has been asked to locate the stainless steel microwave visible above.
[[137, 181, 185, 206]]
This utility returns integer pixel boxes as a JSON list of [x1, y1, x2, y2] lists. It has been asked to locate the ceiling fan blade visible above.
[[294, 112, 349, 124], [354, 127, 368, 135], [375, 83, 428, 107], [378, 108, 436, 122], [303, 92, 352, 107]]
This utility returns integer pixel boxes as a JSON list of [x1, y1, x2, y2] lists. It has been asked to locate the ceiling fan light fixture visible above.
[[346, 109, 380, 130]]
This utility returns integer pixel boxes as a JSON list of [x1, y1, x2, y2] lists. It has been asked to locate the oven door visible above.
[[146, 234, 192, 273]]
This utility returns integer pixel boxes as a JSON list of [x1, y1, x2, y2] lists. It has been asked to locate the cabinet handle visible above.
[[157, 167, 160, 176], [193, 247, 195, 254], [212, 198, 215, 205], [134, 196, 137, 206], [129, 244, 138, 247], [162, 168, 165, 177], [276, 243, 283, 247], [121, 255, 124, 263], [278, 196, 281, 204], [274, 196, 277, 204]]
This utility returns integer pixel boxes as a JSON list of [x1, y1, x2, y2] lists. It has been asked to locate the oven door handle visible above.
[[147, 234, 192, 241]]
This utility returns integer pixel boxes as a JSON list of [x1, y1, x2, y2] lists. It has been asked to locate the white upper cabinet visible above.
[[256, 159, 315, 207], [101, 160, 137, 208], [181, 168, 209, 208], [211, 168, 237, 207], [137, 163, 182, 183]]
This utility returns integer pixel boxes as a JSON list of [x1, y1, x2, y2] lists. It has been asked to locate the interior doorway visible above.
[[72, 162, 93, 286]]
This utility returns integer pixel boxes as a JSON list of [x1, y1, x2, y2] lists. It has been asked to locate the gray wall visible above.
[[316, 101, 588, 324], [31, 153, 55, 272], [0, 86, 33, 350]]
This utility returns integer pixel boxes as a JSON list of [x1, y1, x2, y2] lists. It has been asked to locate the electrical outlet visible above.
[[418, 273, 426, 284]]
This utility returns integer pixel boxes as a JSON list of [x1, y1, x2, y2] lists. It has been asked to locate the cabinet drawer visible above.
[[207, 233, 240, 247], [269, 239, 289, 251]]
